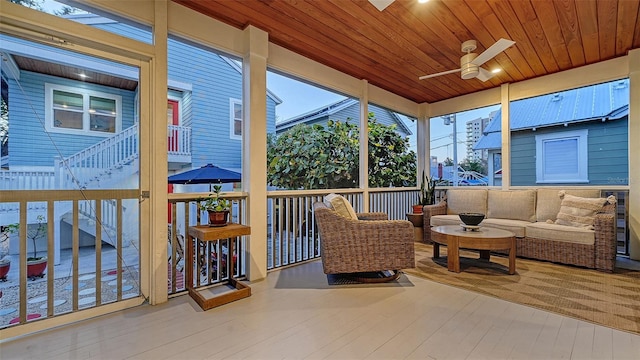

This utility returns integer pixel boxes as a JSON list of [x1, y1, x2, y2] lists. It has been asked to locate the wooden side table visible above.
[[187, 223, 251, 310], [406, 213, 424, 242]]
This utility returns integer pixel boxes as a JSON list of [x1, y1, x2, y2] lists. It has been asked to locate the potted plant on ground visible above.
[[0, 224, 16, 281], [198, 185, 232, 227], [10, 215, 48, 280], [412, 170, 438, 214]]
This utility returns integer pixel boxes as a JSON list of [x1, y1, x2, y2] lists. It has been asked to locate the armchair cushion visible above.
[[324, 193, 358, 220]]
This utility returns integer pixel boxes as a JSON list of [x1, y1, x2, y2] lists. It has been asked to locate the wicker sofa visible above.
[[313, 197, 415, 279], [422, 188, 617, 272]]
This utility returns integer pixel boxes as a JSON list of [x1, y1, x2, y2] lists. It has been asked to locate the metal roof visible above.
[[475, 79, 629, 151]]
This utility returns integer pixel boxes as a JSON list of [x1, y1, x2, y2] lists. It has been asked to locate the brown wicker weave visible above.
[[421, 200, 617, 272], [313, 202, 415, 276], [421, 201, 447, 243]]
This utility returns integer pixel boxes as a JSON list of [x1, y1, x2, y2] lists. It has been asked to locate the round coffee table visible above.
[[430, 225, 516, 274]]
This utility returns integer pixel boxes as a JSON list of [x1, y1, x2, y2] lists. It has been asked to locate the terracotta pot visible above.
[[412, 204, 424, 214], [208, 210, 229, 227], [27, 257, 47, 279], [0, 261, 10, 281]]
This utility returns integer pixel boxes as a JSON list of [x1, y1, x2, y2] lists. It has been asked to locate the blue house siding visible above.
[[510, 118, 629, 186], [9, 71, 135, 167]]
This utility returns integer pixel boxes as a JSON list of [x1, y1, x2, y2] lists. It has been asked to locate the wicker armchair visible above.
[[313, 202, 415, 281]]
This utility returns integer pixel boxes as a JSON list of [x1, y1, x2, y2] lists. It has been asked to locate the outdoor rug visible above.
[[404, 242, 640, 334]]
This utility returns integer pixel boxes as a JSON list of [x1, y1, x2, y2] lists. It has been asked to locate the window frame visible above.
[[229, 98, 242, 140], [535, 129, 588, 183], [45, 83, 122, 136]]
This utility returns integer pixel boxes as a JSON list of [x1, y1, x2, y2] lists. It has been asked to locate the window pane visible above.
[[367, 102, 416, 187], [53, 109, 83, 129], [267, 69, 355, 190], [543, 138, 578, 175], [90, 96, 116, 113], [53, 90, 83, 110], [90, 114, 116, 133], [430, 105, 499, 186], [233, 102, 242, 136]]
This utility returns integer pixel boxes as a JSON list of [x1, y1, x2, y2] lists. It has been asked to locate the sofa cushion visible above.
[[487, 190, 536, 222], [536, 189, 601, 222], [481, 218, 529, 237], [526, 222, 595, 245], [324, 193, 358, 220], [445, 189, 487, 215], [554, 192, 612, 230], [430, 214, 466, 227]]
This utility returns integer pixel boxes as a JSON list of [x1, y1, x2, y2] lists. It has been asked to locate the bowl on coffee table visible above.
[[459, 213, 485, 230]]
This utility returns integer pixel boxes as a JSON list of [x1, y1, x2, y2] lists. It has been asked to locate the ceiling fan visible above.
[[419, 38, 515, 82]]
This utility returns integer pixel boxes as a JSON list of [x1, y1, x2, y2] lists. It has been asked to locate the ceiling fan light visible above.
[[418, 0, 429, 3], [491, 68, 501, 74], [460, 53, 479, 79]]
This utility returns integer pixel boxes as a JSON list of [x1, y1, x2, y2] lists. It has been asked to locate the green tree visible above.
[[459, 157, 487, 175], [267, 113, 416, 190], [443, 157, 454, 166]]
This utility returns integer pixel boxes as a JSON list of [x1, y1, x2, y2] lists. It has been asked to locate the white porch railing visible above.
[[167, 124, 191, 160]]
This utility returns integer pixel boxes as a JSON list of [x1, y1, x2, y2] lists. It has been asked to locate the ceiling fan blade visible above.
[[369, 0, 395, 11], [419, 68, 461, 80], [476, 68, 494, 82], [471, 38, 515, 66]]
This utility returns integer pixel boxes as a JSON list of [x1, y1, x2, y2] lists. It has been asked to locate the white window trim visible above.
[[229, 98, 242, 140], [535, 129, 588, 183], [45, 83, 122, 136]]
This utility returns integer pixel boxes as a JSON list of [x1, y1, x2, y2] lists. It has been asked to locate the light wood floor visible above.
[[1, 260, 639, 360]]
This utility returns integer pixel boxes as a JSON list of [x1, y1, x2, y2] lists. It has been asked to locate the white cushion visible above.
[[554, 192, 613, 230], [445, 189, 487, 215], [323, 193, 358, 220], [536, 189, 601, 222], [487, 189, 536, 222], [481, 218, 529, 238], [526, 222, 595, 245], [430, 215, 465, 227]]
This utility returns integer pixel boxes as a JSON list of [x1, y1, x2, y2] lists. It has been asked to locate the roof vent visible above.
[[551, 94, 562, 102]]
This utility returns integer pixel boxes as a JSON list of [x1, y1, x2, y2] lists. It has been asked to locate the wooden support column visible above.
[[242, 25, 268, 281], [628, 49, 640, 260]]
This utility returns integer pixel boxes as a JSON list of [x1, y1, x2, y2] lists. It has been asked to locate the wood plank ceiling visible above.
[[173, 0, 640, 104]]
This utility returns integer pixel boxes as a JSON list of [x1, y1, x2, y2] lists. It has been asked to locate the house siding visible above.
[[8, 71, 135, 167], [510, 118, 629, 186]]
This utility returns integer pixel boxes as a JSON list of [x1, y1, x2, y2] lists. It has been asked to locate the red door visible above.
[[167, 100, 179, 152]]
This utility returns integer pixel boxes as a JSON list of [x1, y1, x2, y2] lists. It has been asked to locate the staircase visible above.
[[53, 124, 140, 247], [55, 123, 139, 190]]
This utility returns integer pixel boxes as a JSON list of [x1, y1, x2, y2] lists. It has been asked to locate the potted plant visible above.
[[0, 224, 16, 281], [13, 215, 48, 280], [198, 185, 232, 227], [413, 170, 439, 214]]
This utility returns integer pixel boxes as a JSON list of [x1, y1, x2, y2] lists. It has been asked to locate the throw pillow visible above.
[[553, 191, 616, 229], [324, 193, 358, 220]]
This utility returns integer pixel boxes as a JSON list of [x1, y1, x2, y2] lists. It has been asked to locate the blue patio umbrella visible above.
[[168, 164, 241, 187]]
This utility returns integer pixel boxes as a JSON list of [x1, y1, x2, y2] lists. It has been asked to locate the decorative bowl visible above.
[[459, 213, 485, 226]]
